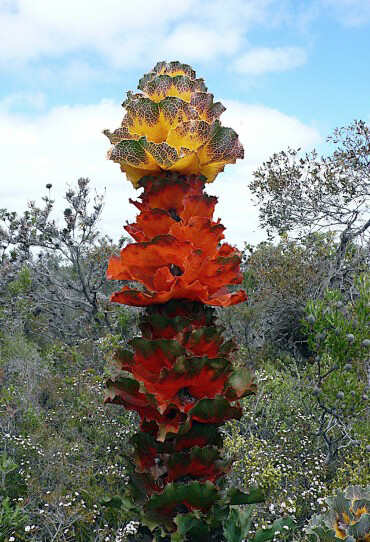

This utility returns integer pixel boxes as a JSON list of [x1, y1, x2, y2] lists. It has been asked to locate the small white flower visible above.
[[25, 526, 31, 532]]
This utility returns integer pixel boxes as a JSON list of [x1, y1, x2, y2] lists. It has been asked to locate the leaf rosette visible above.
[[306, 485, 370, 541], [108, 176, 246, 308], [104, 62, 244, 187]]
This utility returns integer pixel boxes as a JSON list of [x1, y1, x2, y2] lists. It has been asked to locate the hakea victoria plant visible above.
[[103, 62, 294, 542]]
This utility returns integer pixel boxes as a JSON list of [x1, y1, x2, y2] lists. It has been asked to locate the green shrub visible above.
[[0, 331, 137, 541], [222, 361, 329, 531], [0, 497, 30, 542], [302, 274, 369, 462]]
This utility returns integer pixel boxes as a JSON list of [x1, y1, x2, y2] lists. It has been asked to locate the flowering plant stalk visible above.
[[103, 62, 293, 542]]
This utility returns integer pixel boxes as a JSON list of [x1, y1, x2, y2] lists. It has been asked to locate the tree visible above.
[[250, 120, 370, 287], [0, 178, 128, 341]]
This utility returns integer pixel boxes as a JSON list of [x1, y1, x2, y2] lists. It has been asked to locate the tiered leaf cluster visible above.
[[104, 62, 264, 539], [104, 61, 244, 188], [306, 485, 370, 541]]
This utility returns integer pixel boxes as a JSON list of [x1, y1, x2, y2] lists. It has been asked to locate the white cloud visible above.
[[0, 0, 273, 67], [60, 61, 104, 88], [158, 24, 241, 62], [0, 95, 321, 247], [0, 90, 46, 112], [0, 98, 138, 239], [322, 0, 370, 27], [232, 46, 307, 76]]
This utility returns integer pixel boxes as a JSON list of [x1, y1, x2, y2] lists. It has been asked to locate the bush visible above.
[[302, 274, 369, 463], [0, 330, 137, 541], [223, 360, 328, 532]]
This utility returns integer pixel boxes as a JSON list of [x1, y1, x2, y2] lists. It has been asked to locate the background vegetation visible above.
[[0, 121, 369, 541]]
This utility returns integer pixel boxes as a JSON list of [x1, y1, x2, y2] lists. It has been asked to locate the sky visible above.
[[0, 0, 369, 247]]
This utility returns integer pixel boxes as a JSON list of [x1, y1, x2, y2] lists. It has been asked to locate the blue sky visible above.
[[1, 0, 369, 246]]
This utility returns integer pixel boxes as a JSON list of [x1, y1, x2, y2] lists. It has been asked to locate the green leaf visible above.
[[174, 513, 210, 541], [113, 348, 134, 367], [100, 494, 138, 513], [131, 431, 169, 455], [227, 486, 265, 505], [100, 496, 123, 509], [120, 496, 138, 512], [224, 368, 256, 399], [223, 506, 254, 542], [127, 463, 154, 505], [348, 512, 370, 540], [173, 422, 223, 450], [189, 395, 242, 424], [129, 337, 186, 361], [174, 513, 198, 535], [143, 481, 219, 530], [207, 502, 229, 528], [252, 517, 296, 542], [141, 313, 188, 338], [163, 355, 230, 381], [219, 339, 236, 356], [146, 481, 219, 514]]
